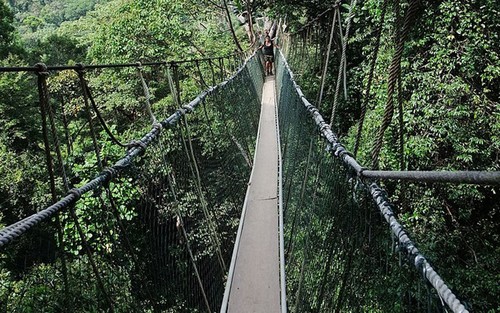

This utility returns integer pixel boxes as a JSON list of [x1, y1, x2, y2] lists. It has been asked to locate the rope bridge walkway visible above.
[[221, 76, 283, 313], [0, 52, 264, 312], [0, 24, 499, 313]]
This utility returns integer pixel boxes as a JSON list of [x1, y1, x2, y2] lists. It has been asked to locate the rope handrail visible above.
[[277, 48, 470, 313], [0, 53, 240, 73], [0, 51, 257, 250], [362, 170, 500, 185]]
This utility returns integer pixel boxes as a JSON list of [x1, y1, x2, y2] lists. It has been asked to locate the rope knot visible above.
[[75, 63, 86, 73], [127, 140, 147, 151], [68, 188, 82, 200], [153, 122, 163, 132], [34, 63, 49, 76]]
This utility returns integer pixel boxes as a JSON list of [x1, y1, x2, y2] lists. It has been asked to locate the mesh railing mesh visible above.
[[0, 55, 263, 312], [276, 51, 447, 312]]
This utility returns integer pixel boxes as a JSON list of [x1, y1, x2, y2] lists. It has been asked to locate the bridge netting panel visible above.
[[275, 51, 455, 312], [0, 55, 263, 312]]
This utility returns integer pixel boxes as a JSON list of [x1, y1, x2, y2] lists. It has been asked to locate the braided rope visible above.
[[0, 52, 257, 250], [353, 0, 388, 157], [394, 0, 405, 172], [277, 49, 470, 313], [370, 0, 419, 169], [317, 9, 338, 110], [330, 0, 357, 125], [137, 62, 158, 124]]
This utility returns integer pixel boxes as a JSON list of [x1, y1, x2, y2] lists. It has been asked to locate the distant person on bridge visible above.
[[258, 35, 278, 76]]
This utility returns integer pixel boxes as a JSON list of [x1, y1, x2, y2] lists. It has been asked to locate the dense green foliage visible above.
[[0, 0, 260, 311], [0, 0, 498, 311], [280, 0, 499, 311]]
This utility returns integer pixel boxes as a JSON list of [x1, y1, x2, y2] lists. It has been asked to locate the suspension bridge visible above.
[[0, 13, 499, 313]]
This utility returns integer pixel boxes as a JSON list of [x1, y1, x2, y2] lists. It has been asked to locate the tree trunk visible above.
[[223, 0, 243, 52], [245, 1, 256, 45]]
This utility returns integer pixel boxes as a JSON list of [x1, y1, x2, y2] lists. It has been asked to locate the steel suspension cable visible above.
[[0, 52, 257, 248], [166, 63, 227, 272], [39, 64, 115, 311], [137, 62, 158, 124], [35, 63, 70, 301]]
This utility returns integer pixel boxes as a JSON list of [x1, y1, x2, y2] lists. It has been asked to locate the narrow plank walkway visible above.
[[226, 76, 281, 312]]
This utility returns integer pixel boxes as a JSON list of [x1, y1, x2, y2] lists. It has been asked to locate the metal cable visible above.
[[76, 67, 129, 149], [0, 54, 237, 73], [35, 63, 70, 300], [137, 62, 158, 124], [317, 9, 338, 110]]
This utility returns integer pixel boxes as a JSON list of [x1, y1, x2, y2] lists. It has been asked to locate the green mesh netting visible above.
[[276, 51, 445, 313], [0, 55, 263, 312]]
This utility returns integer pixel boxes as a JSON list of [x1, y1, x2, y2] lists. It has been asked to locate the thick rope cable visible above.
[[166, 63, 227, 272], [195, 60, 210, 89], [317, 8, 338, 110], [38, 64, 115, 311], [35, 64, 70, 300], [353, 0, 388, 157], [76, 66, 128, 149], [76, 69, 105, 170], [0, 52, 257, 249], [178, 117, 227, 272], [370, 0, 419, 169], [394, 0, 404, 172], [277, 50, 471, 313], [0, 54, 238, 73], [330, 0, 357, 125]]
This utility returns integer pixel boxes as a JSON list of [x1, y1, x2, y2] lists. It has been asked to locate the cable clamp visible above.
[[183, 105, 194, 113], [103, 167, 117, 182]]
